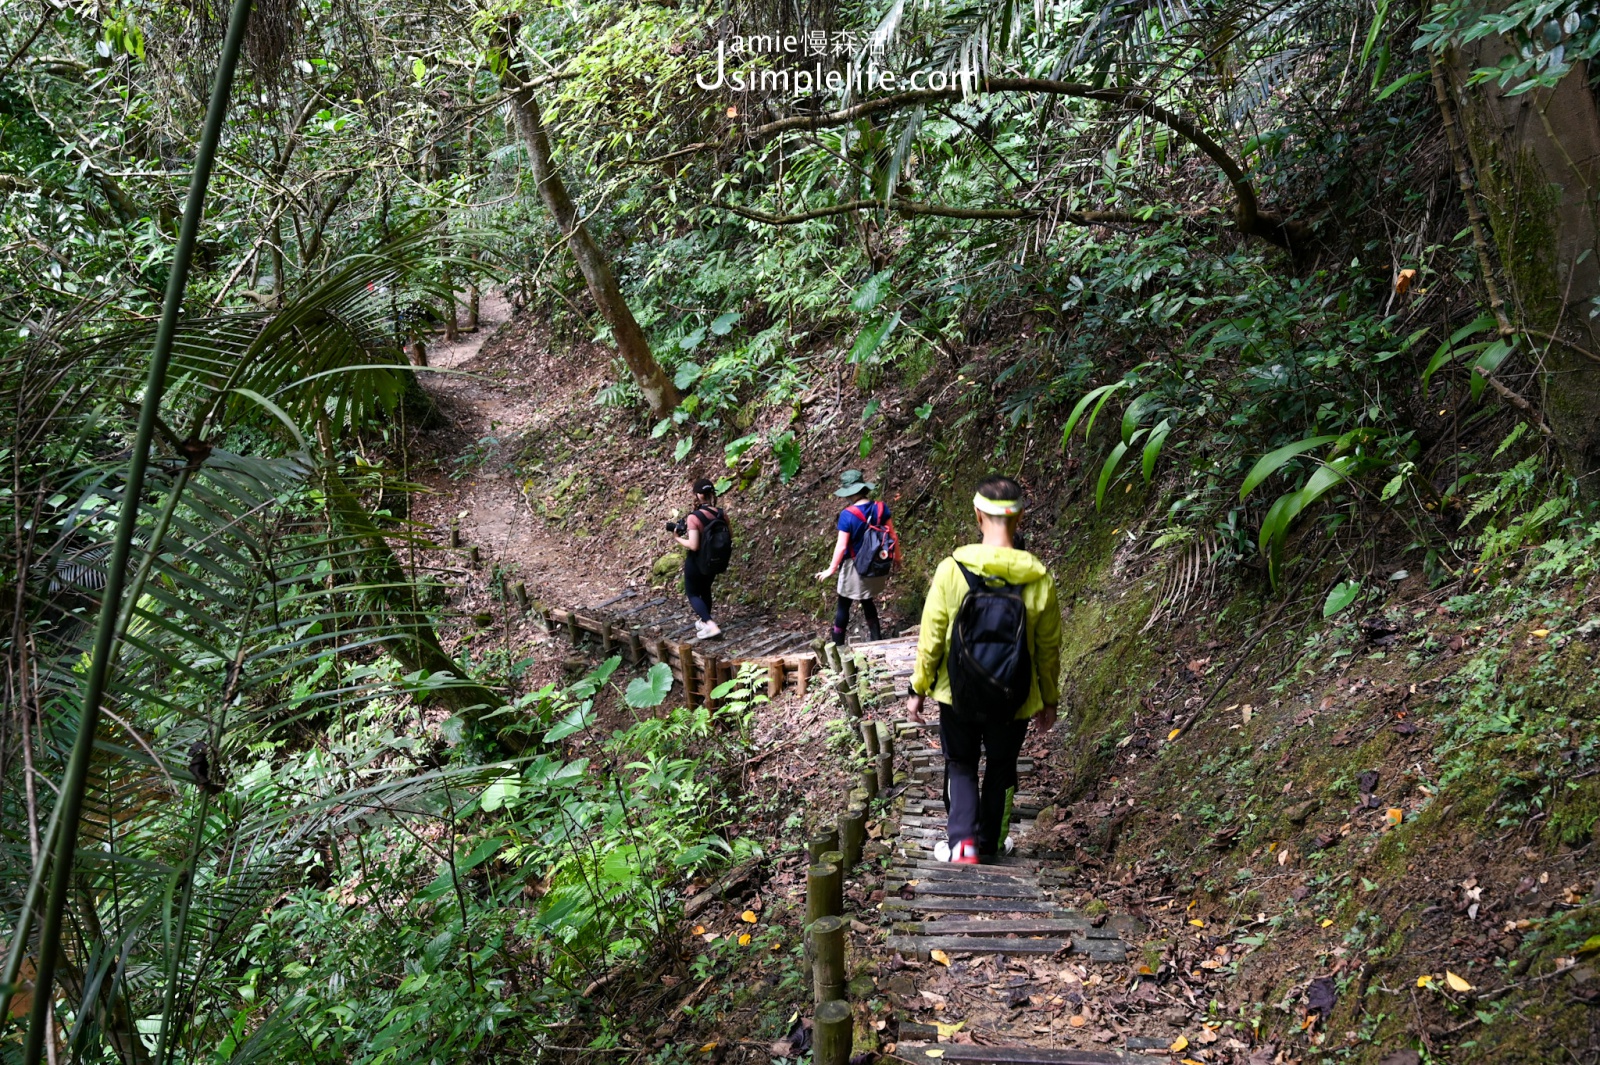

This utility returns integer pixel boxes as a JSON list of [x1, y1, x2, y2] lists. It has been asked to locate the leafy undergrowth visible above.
[[1037, 509, 1600, 1062]]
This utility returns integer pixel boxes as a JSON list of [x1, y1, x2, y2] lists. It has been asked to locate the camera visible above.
[[666, 518, 687, 535]]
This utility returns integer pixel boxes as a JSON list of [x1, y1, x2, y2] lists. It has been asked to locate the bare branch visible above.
[[716, 197, 1174, 226]]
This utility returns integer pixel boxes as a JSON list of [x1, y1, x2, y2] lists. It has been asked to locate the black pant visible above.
[[683, 559, 714, 622], [939, 703, 1029, 856], [832, 595, 880, 643]]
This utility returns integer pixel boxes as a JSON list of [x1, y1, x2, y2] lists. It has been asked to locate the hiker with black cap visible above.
[[815, 469, 900, 645], [668, 477, 732, 639], [905, 476, 1060, 864]]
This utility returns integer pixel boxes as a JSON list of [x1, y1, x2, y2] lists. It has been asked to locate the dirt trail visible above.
[[410, 298, 835, 651]]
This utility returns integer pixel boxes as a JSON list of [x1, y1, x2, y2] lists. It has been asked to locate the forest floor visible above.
[[403, 305, 1600, 1064]]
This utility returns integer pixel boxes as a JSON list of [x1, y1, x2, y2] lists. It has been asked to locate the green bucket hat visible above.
[[835, 469, 876, 497]]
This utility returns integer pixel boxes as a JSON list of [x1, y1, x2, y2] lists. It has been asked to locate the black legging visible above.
[[832, 595, 881, 643], [684, 560, 714, 622]]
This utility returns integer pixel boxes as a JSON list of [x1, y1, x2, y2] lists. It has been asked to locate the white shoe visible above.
[[693, 620, 709, 638], [1002, 835, 1015, 856], [698, 620, 721, 639], [934, 841, 952, 862]]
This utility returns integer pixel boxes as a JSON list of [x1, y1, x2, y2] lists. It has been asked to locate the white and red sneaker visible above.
[[935, 839, 980, 864]]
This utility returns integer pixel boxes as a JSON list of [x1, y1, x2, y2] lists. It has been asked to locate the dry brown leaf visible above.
[[1445, 971, 1474, 992], [931, 949, 951, 966]]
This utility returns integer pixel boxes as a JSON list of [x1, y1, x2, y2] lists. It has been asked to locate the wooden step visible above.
[[895, 1044, 1138, 1064], [881, 897, 1059, 915], [887, 933, 1127, 962], [894, 917, 1114, 937], [889, 876, 1036, 889]]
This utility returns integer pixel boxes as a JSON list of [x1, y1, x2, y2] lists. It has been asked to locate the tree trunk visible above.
[[1450, 49, 1600, 490], [505, 87, 679, 418]]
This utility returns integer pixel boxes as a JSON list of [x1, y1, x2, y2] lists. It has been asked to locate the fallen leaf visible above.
[[1386, 808, 1404, 827], [1416, 974, 1434, 988], [738, 933, 752, 946], [1168, 728, 1181, 741], [1532, 629, 1550, 639], [1305, 975, 1337, 1016], [1321, 918, 1334, 928], [931, 949, 951, 966], [1188, 919, 1205, 927], [1171, 1035, 1190, 1052], [925, 1051, 944, 1060], [934, 1021, 965, 1038], [1395, 267, 1417, 294], [1068, 1015, 1087, 1028], [699, 1042, 718, 1052], [771, 940, 782, 951], [741, 910, 759, 924], [693, 924, 706, 935], [1445, 970, 1474, 993], [1242, 704, 1254, 724], [1197, 1027, 1219, 1044]]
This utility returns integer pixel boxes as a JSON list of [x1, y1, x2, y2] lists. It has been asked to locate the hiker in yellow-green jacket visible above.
[[906, 476, 1061, 864]]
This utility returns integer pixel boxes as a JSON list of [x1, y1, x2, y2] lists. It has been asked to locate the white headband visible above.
[[973, 493, 1022, 516]]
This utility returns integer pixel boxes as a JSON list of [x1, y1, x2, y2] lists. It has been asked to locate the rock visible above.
[[847, 974, 876, 998], [651, 550, 684, 580], [1377, 1053, 1421, 1065], [882, 973, 918, 1008], [1287, 799, 1320, 825]]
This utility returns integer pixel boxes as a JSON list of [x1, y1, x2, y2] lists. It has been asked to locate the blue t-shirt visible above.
[[837, 501, 889, 558]]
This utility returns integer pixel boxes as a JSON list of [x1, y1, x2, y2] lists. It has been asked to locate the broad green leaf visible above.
[[624, 662, 674, 708], [678, 327, 707, 351], [1239, 436, 1339, 500], [1470, 338, 1515, 401], [543, 702, 595, 742], [771, 430, 801, 482], [1142, 419, 1173, 482], [1062, 382, 1126, 445], [673, 437, 693, 462], [1095, 440, 1131, 510], [1120, 393, 1159, 444], [848, 312, 900, 363], [1323, 580, 1362, 618], [1375, 69, 1428, 100], [850, 268, 894, 312], [724, 434, 759, 465], [411, 57, 426, 81], [674, 362, 702, 389], [710, 311, 741, 335]]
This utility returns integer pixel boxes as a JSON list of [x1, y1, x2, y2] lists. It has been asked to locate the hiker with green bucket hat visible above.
[[815, 469, 900, 644]]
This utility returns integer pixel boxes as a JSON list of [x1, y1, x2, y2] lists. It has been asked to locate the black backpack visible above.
[[947, 561, 1032, 722], [849, 502, 898, 579], [693, 506, 733, 576]]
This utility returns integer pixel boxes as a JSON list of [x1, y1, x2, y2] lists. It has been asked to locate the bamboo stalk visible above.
[[818, 850, 846, 915], [814, 999, 853, 1065], [861, 720, 880, 755], [859, 767, 878, 801], [513, 581, 529, 613], [449, 519, 460, 548], [838, 804, 866, 871], [810, 916, 846, 1005], [876, 721, 894, 759], [18, 0, 255, 1057], [807, 827, 840, 864], [628, 629, 644, 663], [876, 752, 893, 790], [807, 862, 841, 922], [600, 621, 613, 655], [768, 660, 784, 698], [797, 655, 813, 696]]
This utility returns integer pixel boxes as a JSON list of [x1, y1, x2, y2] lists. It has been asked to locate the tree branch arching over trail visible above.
[[654, 77, 1309, 250]]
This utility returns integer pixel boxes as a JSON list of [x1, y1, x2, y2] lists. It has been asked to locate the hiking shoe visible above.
[[698, 620, 722, 640], [952, 839, 980, 865], [934, 840, 952, 862]]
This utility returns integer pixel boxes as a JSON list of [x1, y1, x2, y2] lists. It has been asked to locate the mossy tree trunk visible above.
[[1450, 46, 1600, 490], [503, 86, 679, 420]]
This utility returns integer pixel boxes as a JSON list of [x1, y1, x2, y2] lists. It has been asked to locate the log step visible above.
[[888, 879, 1042, 899], [894, 918, 1117, 938], [885, 934, 1126, 961], [894, 1044, 1138, 1065], [881, 897, 1059, 915]]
